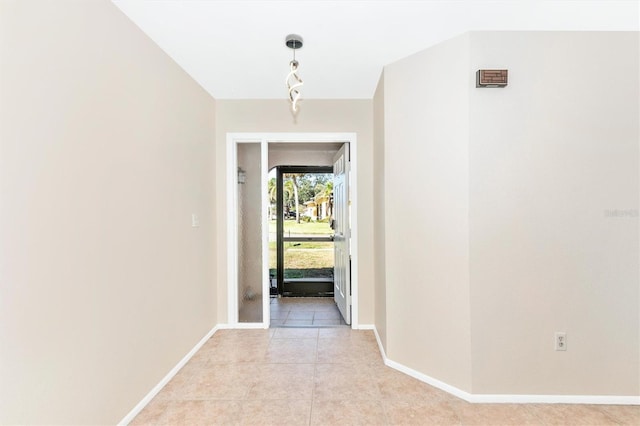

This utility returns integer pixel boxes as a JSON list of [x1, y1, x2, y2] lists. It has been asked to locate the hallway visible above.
[[130, 329, 638, 425]]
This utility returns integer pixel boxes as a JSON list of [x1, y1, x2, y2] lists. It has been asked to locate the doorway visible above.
[[268, 165, 349, 327], [272, 166, 334, 297], [227, 133, 359, 328]]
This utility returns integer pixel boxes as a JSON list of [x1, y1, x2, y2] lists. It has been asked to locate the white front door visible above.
[[333, 144, 350, 324]]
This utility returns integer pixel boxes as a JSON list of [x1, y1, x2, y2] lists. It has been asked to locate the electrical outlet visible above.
[[191, 214, 200, 228], [555, 332, 567, 351]]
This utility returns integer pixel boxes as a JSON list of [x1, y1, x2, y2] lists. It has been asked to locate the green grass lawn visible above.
[[269, 240, 334, 279], [268, 220, 332, 235], [268, 241, 331, 250], [269, 241, 334, 268]]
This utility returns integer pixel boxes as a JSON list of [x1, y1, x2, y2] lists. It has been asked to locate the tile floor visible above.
[[270, 297, 348, 327], [238, 297, 348, 326], [131, 328, 639, 425]]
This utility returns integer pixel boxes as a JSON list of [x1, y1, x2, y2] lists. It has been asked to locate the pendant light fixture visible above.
[[285, 34, 304, 112]]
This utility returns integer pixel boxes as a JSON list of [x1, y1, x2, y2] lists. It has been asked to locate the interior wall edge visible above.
[[371, 326, 639, 405], [117, 325, 221, 426]]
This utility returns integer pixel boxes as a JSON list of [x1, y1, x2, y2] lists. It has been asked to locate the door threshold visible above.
[[281, 293, 334, 298], [269, 324, 350, 329]]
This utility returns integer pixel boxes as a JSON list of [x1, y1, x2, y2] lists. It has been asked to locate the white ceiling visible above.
[[112, 0, 639, 100]]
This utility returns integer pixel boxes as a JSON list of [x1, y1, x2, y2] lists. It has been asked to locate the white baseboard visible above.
[[118, 325, 220, 425], [225, 322, 268, 329], [369, 326, 639, 406], [119, 322, 638, 424], [355, 323, 376, 330], [468, 394, 640, 405]]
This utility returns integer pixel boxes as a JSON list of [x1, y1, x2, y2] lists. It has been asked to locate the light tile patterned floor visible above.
[[270, 297, 348, 327], [238, 297, 347, 326], [131, 328, 639, 425]]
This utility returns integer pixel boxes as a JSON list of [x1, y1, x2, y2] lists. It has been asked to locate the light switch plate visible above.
[[191, 214, 200, 228]]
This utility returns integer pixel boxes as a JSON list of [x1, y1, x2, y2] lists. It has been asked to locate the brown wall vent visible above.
[[476, 69, 508, 87]]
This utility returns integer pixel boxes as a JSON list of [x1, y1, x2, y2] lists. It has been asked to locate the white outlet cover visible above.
[[191, 214, 200, 228], [554, 332, 567, 351]]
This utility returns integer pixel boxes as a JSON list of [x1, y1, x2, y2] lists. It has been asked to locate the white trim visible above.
[[467, 394, 640, 405], [371, 326, 385, 358], [369, 326, 639, 406], [384, 357, 475, 402], [217, 322, 269, 330], [118, 325, 220, 425], [348, 138, 359, 328], [228, 322, 269, 329], [226, 134, 238, 325], [226, 132, 359, 328], [261, 138, 270, 328], [355, 324, 376, 330]]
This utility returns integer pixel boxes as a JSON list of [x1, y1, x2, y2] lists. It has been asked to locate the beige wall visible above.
[[379, 31, 639, 396], [373, 72, 388, 350], [0, 1, 216, 424], [268, 143, 341, 170], [215, 100, 374, 325], [383, 34, 473, 391], [468, 31, 639, 395], [2, 10, 635, 426]]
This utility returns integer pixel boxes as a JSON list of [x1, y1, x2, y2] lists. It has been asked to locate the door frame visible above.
[[276, 165, 334, 297], [226, 132, 359, 328]]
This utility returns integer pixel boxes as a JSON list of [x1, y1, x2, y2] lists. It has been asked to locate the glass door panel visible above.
[[237, 143, 262, 322]]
